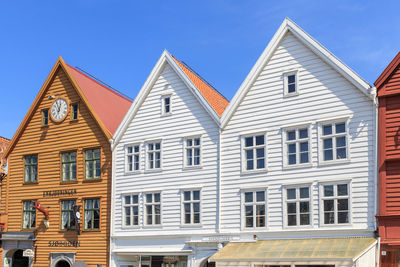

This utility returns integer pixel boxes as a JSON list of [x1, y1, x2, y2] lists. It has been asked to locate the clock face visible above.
[[51, 98, 68, 121]]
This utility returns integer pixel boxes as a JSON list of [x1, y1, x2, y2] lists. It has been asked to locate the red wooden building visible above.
[[376, 52, 400, 266]]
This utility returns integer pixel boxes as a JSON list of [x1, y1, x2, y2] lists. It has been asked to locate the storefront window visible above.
[[120, 256, 187, 267]]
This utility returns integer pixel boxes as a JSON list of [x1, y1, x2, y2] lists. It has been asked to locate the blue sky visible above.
[[1, 1, 399, 139]]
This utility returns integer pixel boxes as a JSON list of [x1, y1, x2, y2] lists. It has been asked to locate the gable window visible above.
[[147, 142, 161, 170], [22, 200, 36, 229], [71, 103, 78, 120], [285, 186, 311, 226], [24, 155, 38, 183], [145, 192, 161, 225], [284, 127, 310, 167], [242, 134, 266, 172], [61, 200, 76, 230], [61, 151, 77, 181], [243, 190, 266, 228], [283, 72, 298, 96], [42, 109, 49, 126], [321, 183, 349, 225], [84, 198, 100, 230], [161, 95, 171, 115], [182, 190, 200, 224], [126, 145, 140, 172], [185, 137, 201, 167], [123, 194, 139, 227], [85, 148, 101, 179], [320, 121, 348, 162]]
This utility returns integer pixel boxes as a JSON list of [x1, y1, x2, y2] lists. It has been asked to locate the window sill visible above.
[[41, 125, 49, 129], [60, 180, 78, 185], [283, 163, 313, 170], [283, 225, 314, 230], [142, 225, 163, 229], [241, 169, 268, 175], [69, 119, 78, 123], [23, 182, 38, 185], [318, 159, 350, 166], [319, 223, 352, 228], [121, 225, 140, 230], [161, 113, 172, 117], [59, 229, 76, 232], [180, 224, 202, 228], [125, 170, 142, 175], [283, 92, 299, 98], [183, 165, 203, 171], [83, 178, 102, 183], [241, 227, 268, 232], [82, 229, 101, 232], [144, 169, 162, 174]]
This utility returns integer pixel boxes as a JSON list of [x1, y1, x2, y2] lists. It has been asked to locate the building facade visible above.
[[375, 52, 400, 267], [211, 18, 378, 267], [110, 50, 229, 267], [1, 57, 131, 267]]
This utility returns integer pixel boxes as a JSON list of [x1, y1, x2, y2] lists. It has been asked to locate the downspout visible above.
[[109, 138, 115, 267], [373, 88, 379, 231]]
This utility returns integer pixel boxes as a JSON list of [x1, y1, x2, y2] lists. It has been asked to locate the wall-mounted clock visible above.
[[51, 98, 68, 121]]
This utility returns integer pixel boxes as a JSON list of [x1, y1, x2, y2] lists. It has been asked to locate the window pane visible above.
[[324, 212, 335, 224], [134, 146, 139, 153], [338, 212, 349, 223], [194, 138, 200, 146], [338, 199, 348, 211], [257, 158, 265, 169], [245, 192, 253, 202], [336, 136, 346, 147], [155, 143, 160, 150], [127, 146, 133, 154], [288, 215, 296, 226], [337, 148, 347, 159], [288, 84, 296, 93], [300, 201, 309, 213], [324, 149, 333, 161], [125, 196, 131, 205], [246, 217, 253, 228], [288, 74, 296, 84], [184, 191, 191, 201], [193, 190, 200, 200], [255, 135, 264, 145], [300, 214, 310, 225], [146, 194, 152, 203], [187, 139, 192, 147], [132, 195, 138, 204], [154, 193, 160, 202], [324, 200, 334, 211], [300, 187, 309, 198], [193, 203, 200, 213], [245, 137, 253, 147], [337, 184, 348, 196], [300, 152, 309, 163], [324, 185, 334, 197], [287, 131, 296, 141], [288, 144, 296, 153], [323, 125, 332, 135], [289, 154, 296, 165], [256, 148, 264, 159], [287, 189, 296, 200], [335, 123, 346, 133], [299, 128, 308, 139], [245, 205, 253, 217], [246, 160, 254, 170], [256, 191, 265, 202], [287, 202, 296, 214], [300, 142, 308, 152], [246, 150, 253, 160], [256, 205, 265, 217], [323, 138, 332, 149]]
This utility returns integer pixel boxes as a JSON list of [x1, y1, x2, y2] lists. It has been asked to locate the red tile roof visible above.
[[171, 55, 229, 116], [66, 64, 133, 135]]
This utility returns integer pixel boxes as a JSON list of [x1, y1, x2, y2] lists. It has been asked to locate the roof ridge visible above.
[[66, 64, 133, 103]]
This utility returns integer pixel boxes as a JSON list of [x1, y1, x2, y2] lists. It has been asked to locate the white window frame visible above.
[[146, 141, 162, 171], [181, 189, 201, 226], [319, 181, 351, 226], [241, 189, 267, 230], [318, 119, 350, 165], [241, 133, 267, 173], [184, 136, 202, 169], [122, 193, 140, 228], [282, 125, 312, 169], [161, 94, 172, 116], [144, 192, 162, 226], [283, 185, 313, 228], [283, 71, 299, 97], [125, 144, 141, 173]]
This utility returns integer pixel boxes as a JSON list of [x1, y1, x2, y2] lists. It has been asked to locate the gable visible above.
[[375, 52, 400, 96]]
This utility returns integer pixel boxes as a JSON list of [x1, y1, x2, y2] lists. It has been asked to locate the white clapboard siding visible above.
[[114, 63, 220, 236], [220, 31, 376, 235]]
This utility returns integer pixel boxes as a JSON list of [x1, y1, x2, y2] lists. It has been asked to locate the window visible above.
[[71, 103, 78, 120], [145, 192, 161, 225], [61, 151, 77, 181], [126, 145, 140, 172], [183, 190, 200, 224], [284, 127, 310, 166], [284, 72, 298, 95], [321, 183, 349, 225], [85, 148, 101, 179], [185, 137, 201, 167], [320, 121, 348, 162], [243, 135, 266, 171], [123, 194, 139, 226], [285, 186, 311, 226], [61, 200, 76, 230], [243, 190, 266, 228], [42, 109, 49, 126], [24, 155, 38, 183], [84, 198, 100, 230], [162, 96, 171, 115], [22, 201, 36, 229], [147, 142, 161, 170]]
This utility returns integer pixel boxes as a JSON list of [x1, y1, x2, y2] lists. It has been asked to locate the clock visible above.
[[51, 98, 68, 121]]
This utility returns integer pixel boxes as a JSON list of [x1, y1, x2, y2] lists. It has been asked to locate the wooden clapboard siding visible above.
[[1, 65, 112, 267]]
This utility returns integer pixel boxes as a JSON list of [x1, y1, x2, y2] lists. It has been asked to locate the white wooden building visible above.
[[110, 50, 229, 267], [211, 18, 378, 267]]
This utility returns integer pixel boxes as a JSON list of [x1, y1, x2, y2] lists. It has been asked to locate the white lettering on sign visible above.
[[23, 249, 34, 257]]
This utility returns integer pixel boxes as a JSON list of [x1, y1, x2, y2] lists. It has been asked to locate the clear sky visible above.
[[1, 1, 399, 139]]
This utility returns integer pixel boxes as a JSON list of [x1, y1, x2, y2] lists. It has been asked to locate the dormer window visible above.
[[42, 109, 49, 126], [284, 71, 298, 96], [161, 95, 172, 115]]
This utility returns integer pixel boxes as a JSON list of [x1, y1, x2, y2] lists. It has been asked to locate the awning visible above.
[[1, 231, 35, 241], [209, 237, 377, 262]]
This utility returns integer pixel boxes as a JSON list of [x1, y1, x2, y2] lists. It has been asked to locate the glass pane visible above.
[[245, 205, 253, 217], [300, 142, 308, 152], [324, 200, 334, 211], [245, 137, 253, 147], [299, 128, 308, 139], [289, 154, 296, 165], [300, 214, 310, 225], [323, 125, 332, 135], [255, 135, 264, 145], [338, 184, 348, 196], [300, 201, 309, 212], [324, 149, 333, 161], [300, 187, 309, 198], [336, 122, 346, 133], [149, 143, 153, 150], [246, 150, 253, 160], [155, 143, 160, 150], [246, 217, 253, 228], [324, 185, 334, 197], [125, 196, 131, 205], [125, 207, 131, 225], [288, 74, 296, 84], [287, 202, 296, 214], [323, 138, 332, 149], [337, 148, 346, 159], [94, 199, 100, 209], [256, 191, 265, 202], [245, 192, 253, 202], [134, 146, 139, 153], [338, 211, 349, 223], [256, 148, 264, 159], [154, 204, 160, 215], [300, 152, 309, 163], [193, 203, 200, 212], [146, 194, 152, 203], [324, 212, 335, 224], [246, 160, 254, 170], [287, 131, 296, 141], [336, 136, 346, 147], [193, 190, 200, 200], [184, 203, 190, 213], [257, 158, 265, 169], [194, 138, 200, 146], [154, 193, 160, 202], [132, 195, 138, 204], [288, 83, 296, 93], [127, 147, 133, 154], [338, 199, 348, 211], [288, 215, 296, 226], [288, 144, 296, 153], [187, 139, 192, 147], [287, 189, 296, 200], [184, 191, 191, 201], [194, 213, 200, 224]]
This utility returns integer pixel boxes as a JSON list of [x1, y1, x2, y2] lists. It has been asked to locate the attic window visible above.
[[71, 103, 78, 120], [42, 109, 49, 126], [283, 71, 298, 96], [162, 95, 172, 115]]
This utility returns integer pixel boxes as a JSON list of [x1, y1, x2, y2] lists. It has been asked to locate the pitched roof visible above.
[[221, 17, 374, 129], [65, 64, 132, 135], [171, 55, 229, 116], [374, 52, 400, 90]]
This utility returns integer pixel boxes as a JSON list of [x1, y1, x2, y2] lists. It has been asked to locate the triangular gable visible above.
[[4, 57, 129, 157], [221, 17, 374, 129], [112, 50, 225, 150], [374, 51, 400, 93]]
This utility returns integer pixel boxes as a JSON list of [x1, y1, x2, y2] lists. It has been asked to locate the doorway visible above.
[[12, 249, 29, 267], [55, 260, 71, 267]]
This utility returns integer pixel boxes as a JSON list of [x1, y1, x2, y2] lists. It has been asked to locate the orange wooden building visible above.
[[0, 57, 131, 267], [376, 52, 400, 267]]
